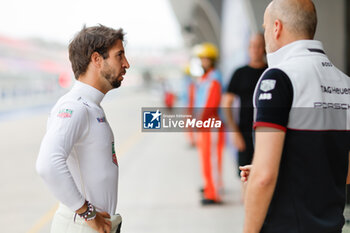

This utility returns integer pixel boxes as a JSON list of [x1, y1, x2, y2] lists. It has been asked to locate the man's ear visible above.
[[273, 19, 283, 40], [90, 52, 103, 68]]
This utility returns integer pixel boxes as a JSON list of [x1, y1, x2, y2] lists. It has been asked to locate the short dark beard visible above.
[[102, 73, 122, 88], [101, 68, 121, 89], [112, 80, 121, 88], [108, 75, 121, 88]]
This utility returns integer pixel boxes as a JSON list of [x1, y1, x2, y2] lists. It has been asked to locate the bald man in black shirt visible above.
[[223, 34, 267, 176]]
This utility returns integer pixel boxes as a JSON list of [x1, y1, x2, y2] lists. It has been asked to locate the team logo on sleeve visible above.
[[259, 93, 272, 100], [96, 117, 106, 123], [57, 109, 73, 118], [260, 80, 276, 92], [112, 142, 118, 166]]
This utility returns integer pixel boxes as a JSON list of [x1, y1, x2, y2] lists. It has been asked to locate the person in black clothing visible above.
[[222, 33, 267, 175], [241, 0, 350, 232]]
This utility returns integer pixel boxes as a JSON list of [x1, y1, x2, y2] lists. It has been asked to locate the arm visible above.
[[223, 69, 241, 130], [243, 127, 285, 233], [36, 102, 112, 233], [36, 103, 88, 211], [222, 93, 246, 151], [243, 68, 293, 232], [222, 93, 239, 131]]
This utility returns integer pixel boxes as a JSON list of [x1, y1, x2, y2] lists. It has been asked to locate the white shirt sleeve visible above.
[[36, 101, 89, 211]]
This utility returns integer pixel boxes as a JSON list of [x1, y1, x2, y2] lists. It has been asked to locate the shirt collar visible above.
[[71, 80, 105, 105], [201, 68, 214, 81], [267, 40, 325, 67]]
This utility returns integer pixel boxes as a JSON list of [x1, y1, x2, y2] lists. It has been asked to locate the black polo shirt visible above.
[[227, 65, 267, 132]]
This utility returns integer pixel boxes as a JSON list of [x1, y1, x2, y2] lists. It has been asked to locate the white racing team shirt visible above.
[[36, 81, 119, 215]]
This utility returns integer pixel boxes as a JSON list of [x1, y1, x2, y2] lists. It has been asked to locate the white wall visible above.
[[247, 0, 346, 72], [220, 0, 252, 88]]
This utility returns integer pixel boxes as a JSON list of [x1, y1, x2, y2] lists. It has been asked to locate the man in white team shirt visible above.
[[36, 25, 130, 233]]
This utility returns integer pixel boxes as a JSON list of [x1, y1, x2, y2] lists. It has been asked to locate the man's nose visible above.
[[123, 57, 130, 69]]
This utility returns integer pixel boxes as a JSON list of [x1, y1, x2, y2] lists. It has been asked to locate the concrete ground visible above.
[[0, 87, 244, 233], [3, 86, 349, 233]]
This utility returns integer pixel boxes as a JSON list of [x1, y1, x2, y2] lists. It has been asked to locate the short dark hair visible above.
[[68, 24, 125, 79]]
